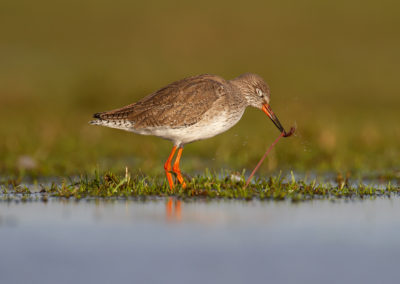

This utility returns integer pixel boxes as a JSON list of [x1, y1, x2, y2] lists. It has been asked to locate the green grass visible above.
[[1, 171, 399, 203]]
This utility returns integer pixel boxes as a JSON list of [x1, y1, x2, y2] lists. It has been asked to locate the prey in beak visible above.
[[262, 104, 294, 137]]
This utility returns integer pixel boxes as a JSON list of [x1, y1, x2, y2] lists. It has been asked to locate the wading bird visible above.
[[90, 73, 291, 190]]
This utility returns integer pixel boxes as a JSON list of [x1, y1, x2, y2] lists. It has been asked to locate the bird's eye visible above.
[[256, 88, 263, 97]]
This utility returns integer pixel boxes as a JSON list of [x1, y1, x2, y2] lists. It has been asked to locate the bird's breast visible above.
[[149, 106, 245, 145]]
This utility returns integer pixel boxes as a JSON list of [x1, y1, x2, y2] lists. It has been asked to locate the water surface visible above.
[[1, 198, 399, 284]]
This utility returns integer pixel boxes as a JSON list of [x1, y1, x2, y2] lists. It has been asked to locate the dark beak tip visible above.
[[262, 104, 294, 137]]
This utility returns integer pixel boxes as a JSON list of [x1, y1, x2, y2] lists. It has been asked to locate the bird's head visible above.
[[232, 73, 286, 134]]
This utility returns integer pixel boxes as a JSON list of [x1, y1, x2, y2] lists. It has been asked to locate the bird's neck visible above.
[[229, 79, 252, 107]]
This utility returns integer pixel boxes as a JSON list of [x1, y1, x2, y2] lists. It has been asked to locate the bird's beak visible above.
[[262, 104, 285, 133]]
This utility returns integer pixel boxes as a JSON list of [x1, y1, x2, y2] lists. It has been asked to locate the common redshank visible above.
[[90, 73, 291, 189]]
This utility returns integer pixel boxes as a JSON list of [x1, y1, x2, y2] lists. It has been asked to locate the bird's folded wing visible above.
[[97, 75, 228, 129]]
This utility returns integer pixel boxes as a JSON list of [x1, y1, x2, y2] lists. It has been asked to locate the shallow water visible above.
[[1, 197, 400, 284]]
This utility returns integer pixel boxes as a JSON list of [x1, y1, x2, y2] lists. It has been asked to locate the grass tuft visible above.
[[1, 171, 399, 203]]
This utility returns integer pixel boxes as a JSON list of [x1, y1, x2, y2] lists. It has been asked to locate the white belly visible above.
[[131, 109, 245, 146]]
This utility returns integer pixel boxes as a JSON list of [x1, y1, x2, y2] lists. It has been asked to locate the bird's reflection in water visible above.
[[166, 197, 182, 222]]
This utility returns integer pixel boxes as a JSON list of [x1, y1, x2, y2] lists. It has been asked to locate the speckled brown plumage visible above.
[[93, 74, 237, 128]]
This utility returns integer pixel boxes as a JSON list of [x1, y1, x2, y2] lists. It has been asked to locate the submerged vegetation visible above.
[[1, 171, 399, 203]]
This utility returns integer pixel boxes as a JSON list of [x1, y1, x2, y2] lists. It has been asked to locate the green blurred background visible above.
[[1, 0, 399, 177]]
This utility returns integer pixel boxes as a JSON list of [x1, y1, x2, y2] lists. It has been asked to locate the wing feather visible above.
[[96, 75, 228, 129]]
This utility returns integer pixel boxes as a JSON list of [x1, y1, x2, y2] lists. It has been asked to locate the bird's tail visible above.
[[89, 102, 137, 127], [89, 112, 106, 125], [89, 112, 135, 130]]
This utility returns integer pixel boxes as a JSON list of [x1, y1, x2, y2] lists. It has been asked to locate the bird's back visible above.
[[91, 74, 231, 130]]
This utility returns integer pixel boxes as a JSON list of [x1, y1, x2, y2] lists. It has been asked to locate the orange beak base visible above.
[[262, 104, 285, 134]]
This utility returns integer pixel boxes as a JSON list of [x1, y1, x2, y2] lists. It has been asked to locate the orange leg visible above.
[[164, 146, 177, 190], [172, 147, 186, 188]]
